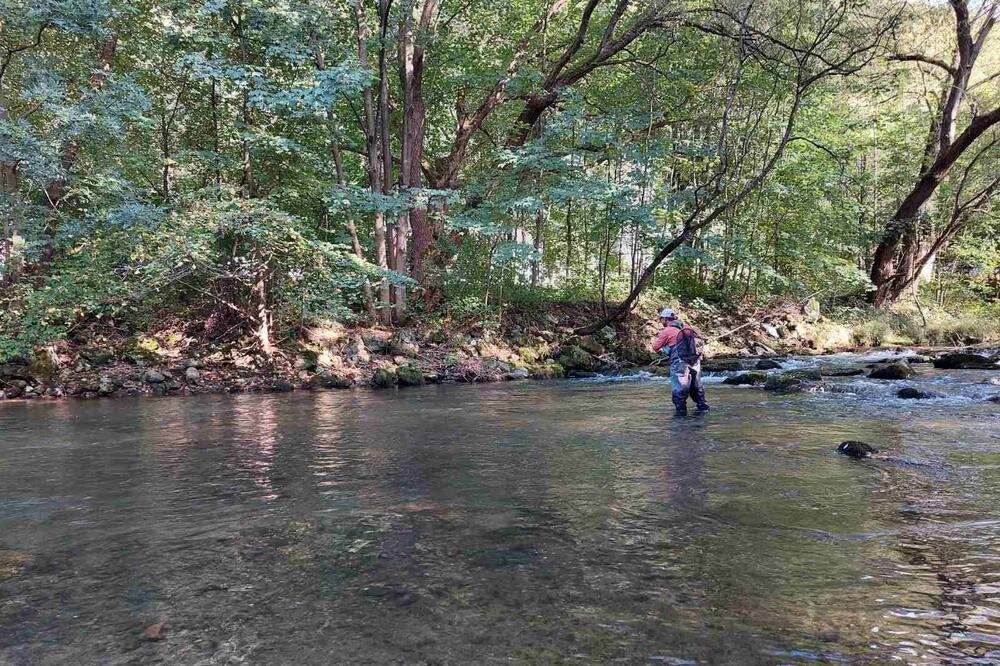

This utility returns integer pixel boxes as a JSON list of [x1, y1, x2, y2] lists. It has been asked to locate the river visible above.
[[1, 351, 999, 664]]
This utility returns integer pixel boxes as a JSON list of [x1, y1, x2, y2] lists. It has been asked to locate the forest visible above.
[[1, 0, 999, 363]]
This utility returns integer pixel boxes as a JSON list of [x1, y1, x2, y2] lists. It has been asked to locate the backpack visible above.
[[671, 322, 704, 364]]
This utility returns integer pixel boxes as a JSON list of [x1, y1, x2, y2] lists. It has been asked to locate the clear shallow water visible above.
[[1, 355, 999, 665]]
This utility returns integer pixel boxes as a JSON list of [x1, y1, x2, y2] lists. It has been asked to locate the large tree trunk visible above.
[[356, 0, 392, 324], [396, 0, 436, 310]]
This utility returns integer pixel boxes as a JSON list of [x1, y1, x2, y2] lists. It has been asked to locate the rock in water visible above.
[[701, 358, 745, 373], [932, 353, 999, 369], [897, 387, 945, 400], [868, 363, 912, 380], [142, 622, 166, 641], [723, 371, 769, 386], [755, 359, 782, 370], [838, 441, 878, 458], [820, 367, 865, 377]]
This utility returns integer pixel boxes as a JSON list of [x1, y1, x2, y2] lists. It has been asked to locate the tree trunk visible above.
[[355, 0, 392, 324], [399, 0, 435, 307]]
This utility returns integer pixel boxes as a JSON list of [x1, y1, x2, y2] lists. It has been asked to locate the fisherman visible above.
[[651, 308, 710, 415]]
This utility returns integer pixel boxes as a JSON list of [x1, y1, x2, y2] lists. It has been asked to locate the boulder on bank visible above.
[[0, 364, 31, 381], [576, 336, 605, 356], [723, 371, 769, 386], [506, 367, 530, 380], [372, 368, 397, 388], [308, 370, 352, 389], [555, 345, 600, 372], [78, 347, 115, 367], [932, 352, 998, 370], [396, 366, 425, 387], [897, 387, 945, 400], [390, 329, 420, 357], [344, 336, 371, 365], [1, 379, 28, 398], [29, 346, 60, 383], [143, 370, 166, 384], [838, 440, 878, 458], [868, 363, 912, 380], [98, 376, 121, 396], [528, 362, 564, 379]]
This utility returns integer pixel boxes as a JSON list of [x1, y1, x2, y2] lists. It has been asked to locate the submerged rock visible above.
[[820, 367, 865, 377], [897, 387, 945, 400], [701, 358, 745, 373], [932, 352, 998, 370], [838, 441, 878, 458], [868, 363, 912, 380], [723, 371, 769, 386], [565, 369, 599, 379]]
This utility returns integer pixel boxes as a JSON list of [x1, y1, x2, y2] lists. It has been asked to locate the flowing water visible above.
[[1, 352, 999, 665]]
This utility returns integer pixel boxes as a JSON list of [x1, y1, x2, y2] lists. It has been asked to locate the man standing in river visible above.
[[652, 308, 710, 415]]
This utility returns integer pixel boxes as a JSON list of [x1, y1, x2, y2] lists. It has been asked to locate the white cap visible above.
[[658, 308, 677, 319]]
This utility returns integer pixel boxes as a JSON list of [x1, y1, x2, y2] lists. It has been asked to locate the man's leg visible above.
[[670, 361, 691, 414], [690, 365, 709, 411]]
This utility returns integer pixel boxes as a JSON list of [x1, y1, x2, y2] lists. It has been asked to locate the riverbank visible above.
[[1, 298, 997, 401]]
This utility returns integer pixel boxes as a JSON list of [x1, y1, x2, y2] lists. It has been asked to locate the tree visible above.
[[577, 0, 900, 332], [869, 0, 1000, 306]]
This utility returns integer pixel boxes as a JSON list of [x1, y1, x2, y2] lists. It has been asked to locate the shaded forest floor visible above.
[[1, 298, 997, 402]]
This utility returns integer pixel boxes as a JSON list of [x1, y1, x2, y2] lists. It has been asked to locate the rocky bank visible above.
[[0, 299, 996, 402]]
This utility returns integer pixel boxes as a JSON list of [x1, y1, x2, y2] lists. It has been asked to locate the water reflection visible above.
[[0, 369, 998, 664]]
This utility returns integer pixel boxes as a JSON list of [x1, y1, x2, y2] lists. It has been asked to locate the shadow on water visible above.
[[1, 360, 999, 664]]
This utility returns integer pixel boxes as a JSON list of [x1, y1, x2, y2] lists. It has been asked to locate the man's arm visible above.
[[651, 328, 672, 353]]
